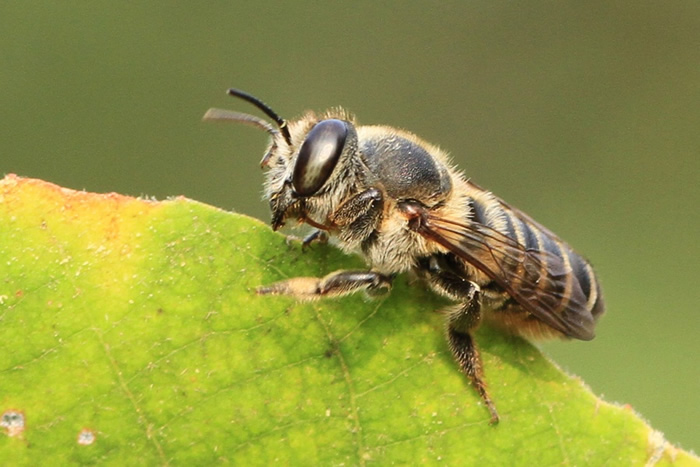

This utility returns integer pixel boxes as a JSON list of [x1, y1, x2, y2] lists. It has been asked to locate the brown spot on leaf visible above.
[[1, 410, 25, 437], [77, 428, 96, 446]]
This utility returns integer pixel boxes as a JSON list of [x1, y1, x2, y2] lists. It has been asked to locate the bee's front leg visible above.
[[257, 270, 392, 299], [329, 188, 383, 243], [301, 229, 328, 249]]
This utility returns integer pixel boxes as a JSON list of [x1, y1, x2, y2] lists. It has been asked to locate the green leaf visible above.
[[0, 175, 696, 465]]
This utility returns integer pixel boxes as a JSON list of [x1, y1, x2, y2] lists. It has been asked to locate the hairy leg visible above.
[[258, 270, 392, 299], [422, 255, 499, 424]]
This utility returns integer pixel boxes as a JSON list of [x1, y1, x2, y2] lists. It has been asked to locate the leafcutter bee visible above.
[[204, 89, 605, 424]]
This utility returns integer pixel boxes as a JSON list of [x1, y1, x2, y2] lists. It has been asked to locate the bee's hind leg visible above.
[[446, 298, 500, 425], [422, 256, 499, 424]]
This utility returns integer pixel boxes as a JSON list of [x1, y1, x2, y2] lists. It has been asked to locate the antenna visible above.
[[226, 89, 291, 145]]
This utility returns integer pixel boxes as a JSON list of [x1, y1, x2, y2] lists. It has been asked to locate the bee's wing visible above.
[[417, 214, 596, 340]]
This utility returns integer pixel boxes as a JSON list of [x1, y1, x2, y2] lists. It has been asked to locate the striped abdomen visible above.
[[465, 184, 605, 340]]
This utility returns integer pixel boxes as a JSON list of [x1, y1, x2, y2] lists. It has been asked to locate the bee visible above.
[[204, 89, 605, 424]]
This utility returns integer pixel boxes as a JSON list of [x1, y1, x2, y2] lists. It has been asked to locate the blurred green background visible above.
[[1, 2, 698, 452]]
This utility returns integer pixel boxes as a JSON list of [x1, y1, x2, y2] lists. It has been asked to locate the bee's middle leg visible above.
[[257, 270, 393, 299], [260, 187, 389, 300]]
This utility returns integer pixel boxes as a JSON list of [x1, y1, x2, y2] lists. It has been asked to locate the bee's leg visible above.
[[257, 270, 392, 299], [329, 188, 384, 242], [422, 257, 499, 424], [263, 188, 387, 299], [299, 188, 382, 249], [446, 299, 500, 425], [301, 229, 328, 249]]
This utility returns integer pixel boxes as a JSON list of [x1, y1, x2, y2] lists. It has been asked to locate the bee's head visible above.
[[203, 89, 359, 230]]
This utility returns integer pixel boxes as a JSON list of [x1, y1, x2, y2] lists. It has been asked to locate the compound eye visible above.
[[292, 119, 347, 196]]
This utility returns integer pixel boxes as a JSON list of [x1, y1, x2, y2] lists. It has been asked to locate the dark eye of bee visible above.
[[292, 119, 347, 196]]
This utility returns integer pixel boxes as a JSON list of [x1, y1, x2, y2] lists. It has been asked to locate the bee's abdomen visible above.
[[469, 192, 604, 324]]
